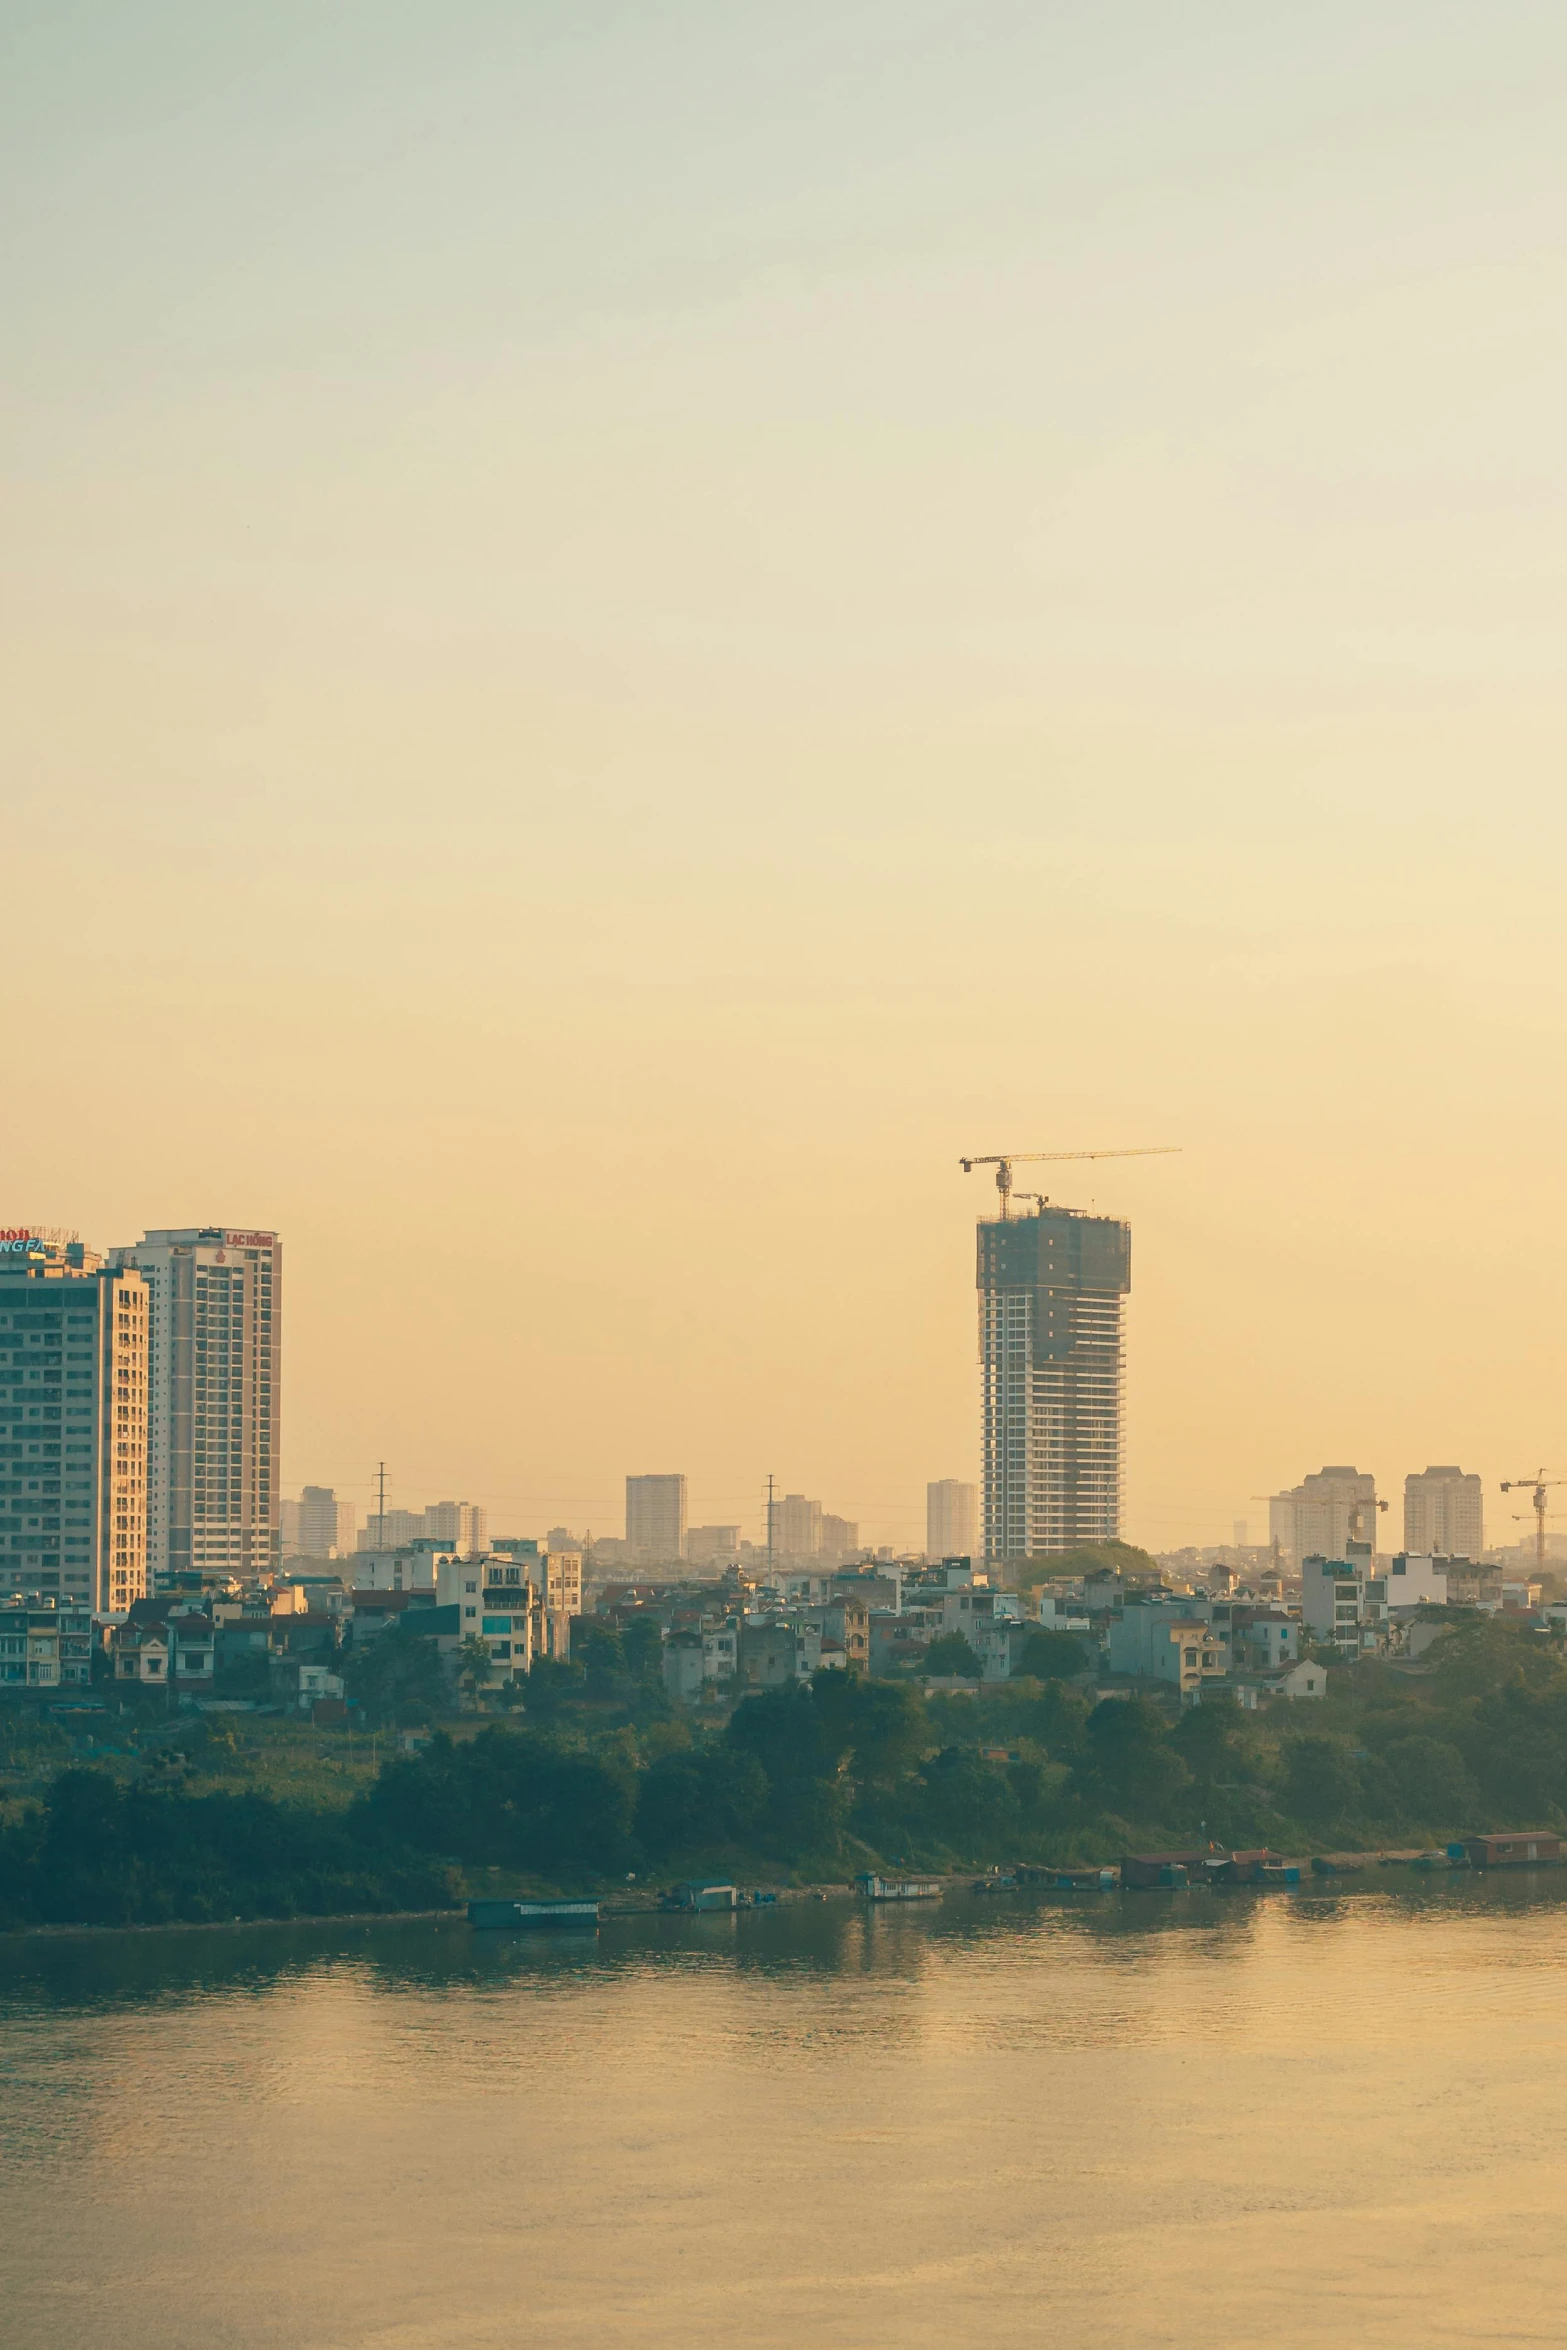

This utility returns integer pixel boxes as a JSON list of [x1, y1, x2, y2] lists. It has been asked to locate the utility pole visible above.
[[374, 1460, 388, 1548], [766, 1474, 775, 1577]]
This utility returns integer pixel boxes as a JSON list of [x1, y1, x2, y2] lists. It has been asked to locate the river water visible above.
[[3, 1879, 1566, 2348]]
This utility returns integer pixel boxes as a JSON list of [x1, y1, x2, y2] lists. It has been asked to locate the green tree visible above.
[[809, 1674, 930, 1793], [1073, 1697, 1187, 1819], [1172, 1698, 1243, 1788], [1015, 1629, 1091, 1683], [1379, 1734, 1478, 1829], [911, 1746, 1018, 1856], [922, 1633, 983, 1679], [635, 1745, 768, 1860], [1028, 1681, 1092, 1763], [1280, 1734, 1361, 1828], [724, 1683, 853, 1863], [342, 1622, 448, 1726], [458, 1634, 494, 1706], [1013, 1541, 1159, 1593]]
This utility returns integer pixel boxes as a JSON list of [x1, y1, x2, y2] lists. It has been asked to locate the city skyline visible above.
[[3, 1214, 1548, 1562]]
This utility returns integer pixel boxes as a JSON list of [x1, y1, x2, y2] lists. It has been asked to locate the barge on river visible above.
[[467, 1898, 601, 1930]]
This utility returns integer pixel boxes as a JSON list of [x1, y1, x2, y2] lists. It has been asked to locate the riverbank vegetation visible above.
[[3, 1618, 1566, 1927]]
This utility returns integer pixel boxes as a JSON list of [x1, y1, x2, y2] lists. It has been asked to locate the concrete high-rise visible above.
[[977, 1207, 1130, 1561], [1404, 1466, 1484, 1560], [1268, 1467, 1379, 1569], [0, 1234, 148, 1612], [927, 1478, 979, 1560], [284, 1485, 356, 1559], [424, 1500, 487, 1555], [111, 1228, 281, 1584], [819, 1512, 859, 1563], [769, 1492, 822, 1559], [626, 1472, 687, 1564]]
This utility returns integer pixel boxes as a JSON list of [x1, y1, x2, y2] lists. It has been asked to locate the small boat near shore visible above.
[[467, 1898, 600, 1930]]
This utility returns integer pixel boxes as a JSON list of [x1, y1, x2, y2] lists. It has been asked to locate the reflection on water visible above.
[[4, 1879, 1567, 2348]]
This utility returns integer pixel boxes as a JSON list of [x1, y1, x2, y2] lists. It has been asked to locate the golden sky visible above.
[[5, 4, 1566, 1549]]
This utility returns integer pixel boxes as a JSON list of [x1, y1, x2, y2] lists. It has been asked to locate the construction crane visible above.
[[959, 1146, 1180, 1219], [1500, 1470, 1566, 1574]]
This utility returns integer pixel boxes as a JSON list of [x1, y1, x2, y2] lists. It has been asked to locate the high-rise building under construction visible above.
[[977, 1207, 1130, 1561]]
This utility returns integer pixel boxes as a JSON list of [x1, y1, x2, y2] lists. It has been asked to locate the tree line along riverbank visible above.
[[3, 1617, 1566, 1930]]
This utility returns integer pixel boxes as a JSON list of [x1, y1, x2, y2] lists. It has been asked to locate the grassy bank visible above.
[[3, 1616, 1564, 1929]]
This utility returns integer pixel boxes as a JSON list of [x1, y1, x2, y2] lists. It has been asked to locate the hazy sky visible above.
[[6, 2, 1567, 1550]]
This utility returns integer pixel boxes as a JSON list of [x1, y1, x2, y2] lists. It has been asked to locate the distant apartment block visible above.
[[686, 1523, 742, 1569], [1268, 1467, 1380, 1570], [0, 1234, 149, 1612], [359, 1508, 426, 1551], [927, 1479, 979, 1561], [357, 1499, 486, 1555], [282, 1485, 356, 1559], [627, 1473, 687, 1564], [978, 1207, 1130, 1559], [762, 1495, 859, 1563], [770, 1493, 821, 1558], [819, 1512, 859, 1563], [1404, 1467, 1483, 1560], [111, 1226, 281, 1584]]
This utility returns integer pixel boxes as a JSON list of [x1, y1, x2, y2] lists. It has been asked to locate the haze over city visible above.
[[7, 2, 1567, 1548]]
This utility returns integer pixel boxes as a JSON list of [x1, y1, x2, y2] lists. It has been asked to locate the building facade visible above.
[[111, 1228, 280, 1586], [423, 1500, 487, 1554], [686, 1524, 742, 1569], [1268, 1467, 1380, 1571], [626, 1473, 687, 1564], [283, 1485, 357, 1559], [0, 1235, 149, 1612], [770, 1493, 822, 1558], [977, 1207, 1130, 1561], [926, 1478, 979, 1561], [1403, 1467, 1484, 1561]]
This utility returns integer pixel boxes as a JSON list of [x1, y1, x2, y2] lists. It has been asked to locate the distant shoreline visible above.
[[6, 1861, 1566, 1943]]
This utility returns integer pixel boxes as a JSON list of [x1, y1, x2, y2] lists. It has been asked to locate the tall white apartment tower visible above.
[[978, 1206, 1131, 1561], [111, 1228, 280, 1584], [1404, 1466, 1484, 1560], [927, 1479, 979, 1561]]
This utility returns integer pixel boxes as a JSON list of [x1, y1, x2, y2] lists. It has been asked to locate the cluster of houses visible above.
[[0, 1535, 582, 1713], [1, 1529, 1558, 1719]]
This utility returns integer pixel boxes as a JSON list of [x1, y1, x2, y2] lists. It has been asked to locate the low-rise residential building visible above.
[[1107, 1600, 1227, 1698], [738, 1619, 800, 1689], [662, 1629, 705, 1702], [1443, 1559, 1503, 1611], [489, 1541, 582, 1661], [1302, 1556, 1369, 1652], [273, 1658, 346, 1714], [1231, 1660, 1329, 1707], [113, 1606, 215, 1693], [357, 1543, 455, 1593], [1231, 1609, 1298, 1670], [0, 1597, 94, 1690]]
